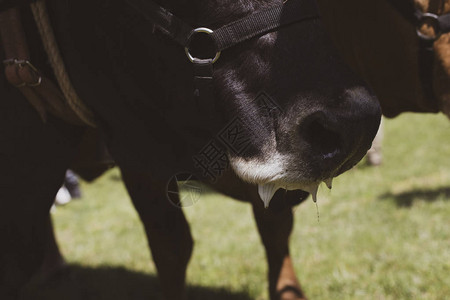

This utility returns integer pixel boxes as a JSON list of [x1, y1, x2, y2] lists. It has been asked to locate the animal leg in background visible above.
[[366, 118, 384, 166]]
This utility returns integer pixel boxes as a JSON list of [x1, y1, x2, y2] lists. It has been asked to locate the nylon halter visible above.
[[126, 0, 320, 132], [388, 0, 450, 109], [126, 0, 320, 58]]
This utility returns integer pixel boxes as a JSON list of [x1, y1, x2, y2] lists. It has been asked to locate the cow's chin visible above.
[[228, 152, 332, 208]]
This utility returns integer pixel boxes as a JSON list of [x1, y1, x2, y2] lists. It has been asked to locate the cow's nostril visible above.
[[300, 117, 342, 159]]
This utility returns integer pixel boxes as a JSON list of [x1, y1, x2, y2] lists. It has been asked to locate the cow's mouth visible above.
[[257, 178, 333, 208], [228, 151, 336, 208]]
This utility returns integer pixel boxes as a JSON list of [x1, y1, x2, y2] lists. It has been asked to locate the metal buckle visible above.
[[416, 13, 441, 41], [184, 27, 221, 63], [3, 59, 42, 87]]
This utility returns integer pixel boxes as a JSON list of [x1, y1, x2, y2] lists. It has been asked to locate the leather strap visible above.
[[0, 7, 84, 124]]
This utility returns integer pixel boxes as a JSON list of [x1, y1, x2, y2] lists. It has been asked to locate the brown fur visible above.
[[430, 1, 450, 116], [317, 0, 450, 118]]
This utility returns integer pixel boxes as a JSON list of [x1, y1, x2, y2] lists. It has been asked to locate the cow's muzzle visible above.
[[296, 86, 382, 179]]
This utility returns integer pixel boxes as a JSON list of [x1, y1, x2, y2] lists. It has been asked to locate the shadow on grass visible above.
[[380, 187, 450, 207], [20, 265, 253, 300]]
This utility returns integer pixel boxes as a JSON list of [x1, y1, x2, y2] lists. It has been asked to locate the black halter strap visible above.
[[127, 0, 319, 52], [211, 0, 319, 51], [387, 0, 450, 110], [126, 0, 320, 133]]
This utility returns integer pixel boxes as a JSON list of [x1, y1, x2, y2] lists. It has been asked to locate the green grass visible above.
[[22, 113, 450, 300]]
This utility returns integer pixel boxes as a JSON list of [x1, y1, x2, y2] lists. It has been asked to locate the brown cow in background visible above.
[[317, 0, 450, 118]]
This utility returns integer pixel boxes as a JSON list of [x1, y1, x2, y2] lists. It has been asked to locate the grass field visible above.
[[22, 113, 450, 300]]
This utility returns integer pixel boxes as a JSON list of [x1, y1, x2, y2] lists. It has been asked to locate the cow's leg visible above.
[[252, 191, 307, 300], [0, 87, 82, 298], [366, 117, 384, 166], [0, 124, 81, 299], [36, 215, 67, 281], [120, 169, 193, 300]]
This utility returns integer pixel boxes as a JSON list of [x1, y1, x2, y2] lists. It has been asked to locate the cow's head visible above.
[[175, 0, 382, 204]]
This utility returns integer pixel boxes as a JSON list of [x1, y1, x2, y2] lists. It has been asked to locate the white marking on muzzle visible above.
[[229, 152, 287, 184]]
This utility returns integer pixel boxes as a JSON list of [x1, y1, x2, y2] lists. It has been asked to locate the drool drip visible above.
[[315, 201, 320, 223], [258, 183, 280, 208], [304, 184, 321, 222], [324, 178, 333, 189], [304, 184, 319, 203]]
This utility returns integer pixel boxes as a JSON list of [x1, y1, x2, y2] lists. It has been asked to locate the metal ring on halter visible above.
[[184, 27, 221, 63], [16, 60, 42, 87], [416, 12, 441, 41]]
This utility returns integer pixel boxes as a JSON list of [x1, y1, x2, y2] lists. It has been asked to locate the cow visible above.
[[0, 0, 381, 300], [316, 0, 450, 119]]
